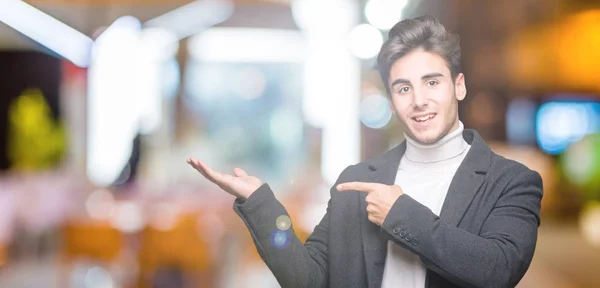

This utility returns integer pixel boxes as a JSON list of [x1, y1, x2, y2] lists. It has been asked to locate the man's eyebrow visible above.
[[390, 73, 445, 88], [421, 73, 444, 79], [390, 78, 410, 88]]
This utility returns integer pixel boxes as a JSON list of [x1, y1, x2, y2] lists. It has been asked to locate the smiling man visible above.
[[188, 15, 543, 288]]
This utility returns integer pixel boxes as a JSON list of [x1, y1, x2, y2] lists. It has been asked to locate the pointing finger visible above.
[[336, 182, 378, 193]]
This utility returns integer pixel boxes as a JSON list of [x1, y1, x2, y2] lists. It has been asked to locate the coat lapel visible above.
[[360, 142, 405, 287], [438, 129, 491, 227]]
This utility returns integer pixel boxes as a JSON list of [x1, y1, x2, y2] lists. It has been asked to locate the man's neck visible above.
[[403, 121, 468, 163]]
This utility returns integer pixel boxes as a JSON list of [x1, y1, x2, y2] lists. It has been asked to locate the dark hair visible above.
[[377, 15, 461, 95]]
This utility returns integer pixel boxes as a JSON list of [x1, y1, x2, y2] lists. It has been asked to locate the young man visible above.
[[188, 15, 543, 288]]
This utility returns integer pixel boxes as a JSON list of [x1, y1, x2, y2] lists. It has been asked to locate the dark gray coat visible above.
[[233, 129, 543, 288]]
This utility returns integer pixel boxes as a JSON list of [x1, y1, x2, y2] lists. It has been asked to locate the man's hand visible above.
[[336, 182, 404, 226], [187, 157, 263, 200]]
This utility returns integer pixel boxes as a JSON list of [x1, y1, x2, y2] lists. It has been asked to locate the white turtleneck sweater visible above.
[[381, 121, 471, 288]]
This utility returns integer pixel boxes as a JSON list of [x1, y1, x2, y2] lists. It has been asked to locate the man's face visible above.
[[387, 49, 466, 145]]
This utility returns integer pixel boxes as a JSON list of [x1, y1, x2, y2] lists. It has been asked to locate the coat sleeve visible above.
[[232, 165, 353, 288], [381, 168, 543, 288]]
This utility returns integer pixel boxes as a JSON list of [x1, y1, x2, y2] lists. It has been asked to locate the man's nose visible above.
[[413, 92, 429, 108]]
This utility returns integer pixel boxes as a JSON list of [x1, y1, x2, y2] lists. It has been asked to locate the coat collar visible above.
[[367, 128, 491, 175]]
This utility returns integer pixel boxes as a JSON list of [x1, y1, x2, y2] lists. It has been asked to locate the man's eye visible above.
[[427, 80, 438, 86], [399, 87, 410, 93]]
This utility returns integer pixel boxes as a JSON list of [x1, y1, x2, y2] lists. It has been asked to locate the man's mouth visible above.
[[412, 113, 436, 123]]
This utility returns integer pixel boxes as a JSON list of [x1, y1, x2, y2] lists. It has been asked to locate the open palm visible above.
[[187, 157, 263, 200]]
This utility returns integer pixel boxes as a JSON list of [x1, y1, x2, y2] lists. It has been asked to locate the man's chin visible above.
[[409, 131, 441, 145]]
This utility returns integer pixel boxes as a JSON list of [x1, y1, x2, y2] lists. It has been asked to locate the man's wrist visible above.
[[234, 183, 271, 209]]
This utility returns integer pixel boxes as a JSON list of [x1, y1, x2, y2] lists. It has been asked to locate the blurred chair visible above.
[[61, 221, 123, 262], [137, 213, 213, 288]]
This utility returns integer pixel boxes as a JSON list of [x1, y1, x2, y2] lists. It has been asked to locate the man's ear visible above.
[[388, 99, 396, 115], [455, 73, 466, 101]]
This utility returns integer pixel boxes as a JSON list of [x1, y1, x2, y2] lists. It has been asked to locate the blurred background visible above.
[[0, 0, 599, 287]]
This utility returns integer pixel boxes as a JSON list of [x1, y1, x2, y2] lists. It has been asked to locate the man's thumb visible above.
[[233, 168, 248, 177]]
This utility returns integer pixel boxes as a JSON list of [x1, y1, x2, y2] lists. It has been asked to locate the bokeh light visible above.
[[276, 215, 292, 231], [580, 202, 600, 248], [348, 24, 383, 59], [149, 202, 179, 231], [365, 0, 409, 30], [536, 102, 600, 155], [85, 266, 114, 288], [109, 201, 144, 233], [270, 229, 290, 249], [85, 189, 116, 220], [360, 94, 392, 129], [561, 134, 600, 192]]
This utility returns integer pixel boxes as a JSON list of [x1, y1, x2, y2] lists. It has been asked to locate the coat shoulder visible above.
[[336, 160, 371, 183], [487, 151, 543, 189]]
